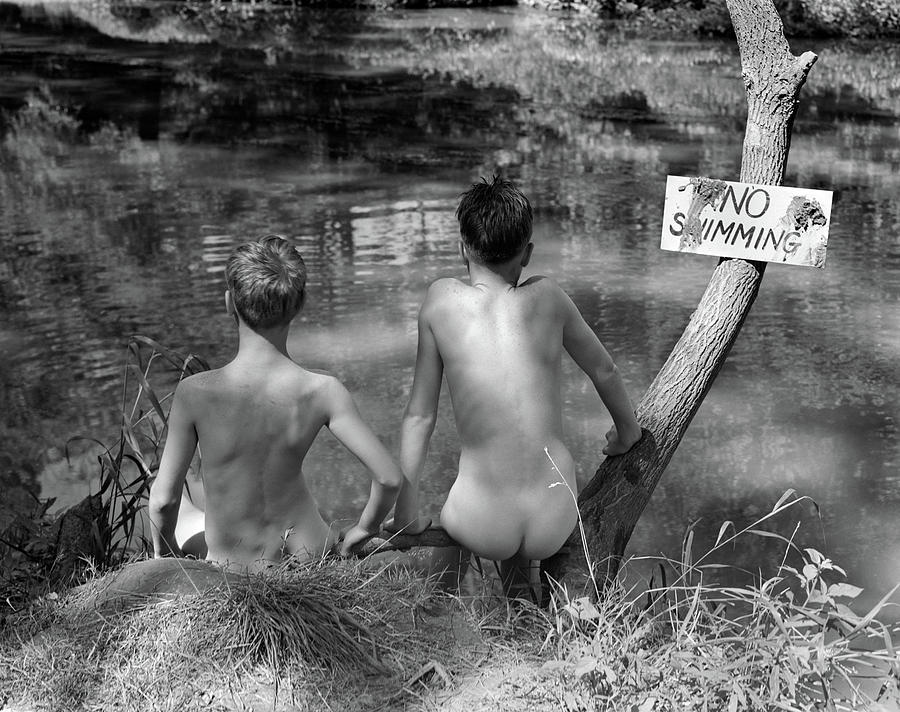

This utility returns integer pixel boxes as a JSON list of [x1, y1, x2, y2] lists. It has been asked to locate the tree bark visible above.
[[543, 0, 818, 591], [361, 526, 458, 556]]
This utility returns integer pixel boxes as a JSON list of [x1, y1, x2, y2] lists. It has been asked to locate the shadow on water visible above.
[[0, 1, 898, 612]]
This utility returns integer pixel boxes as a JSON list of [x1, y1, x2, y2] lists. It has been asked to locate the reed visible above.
[[0, 336, 208, 611], [67, 336, 210, 569]]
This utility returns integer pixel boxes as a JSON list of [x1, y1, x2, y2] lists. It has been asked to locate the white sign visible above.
[[660, 175, 833, 268]]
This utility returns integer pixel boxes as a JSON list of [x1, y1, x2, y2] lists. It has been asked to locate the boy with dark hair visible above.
[[389, 176, 642, 597], [149, 235, 402, 570]]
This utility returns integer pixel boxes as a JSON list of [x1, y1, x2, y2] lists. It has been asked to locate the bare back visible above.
[[177, 356, 335, 568], [424, 276, 579, 560]]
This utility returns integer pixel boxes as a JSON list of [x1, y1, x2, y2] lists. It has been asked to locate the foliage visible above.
[[2, 85, 139, 153], [4, 0, 897, 52], [3, 85, 80, 145], [0, 490, 60, 611], [794, 0, 900, 37], [563, 0, 900, 37], [1, 338, 898, 709], [538, 453, 900, 708], [0, 336, 208, 618], [608, 0, 734, 37], [541, 491, 900, 710], [3, 493, 898, 711], [83, 335, 210, 562]]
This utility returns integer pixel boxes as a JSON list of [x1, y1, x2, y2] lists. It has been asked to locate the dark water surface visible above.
[[1, 2, 898, 609]]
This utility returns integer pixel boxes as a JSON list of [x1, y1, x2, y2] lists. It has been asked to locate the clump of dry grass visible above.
[[0, 555, 480, 712], [0, 334, 495, 712]]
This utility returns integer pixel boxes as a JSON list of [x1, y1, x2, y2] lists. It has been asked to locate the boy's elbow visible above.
[[148, 489, 179, 520], [593, 361, 620, 386], [402, 408, 437, 436]]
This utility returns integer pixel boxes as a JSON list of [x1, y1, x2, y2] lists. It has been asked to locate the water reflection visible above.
[[0, 2, 898, 613]]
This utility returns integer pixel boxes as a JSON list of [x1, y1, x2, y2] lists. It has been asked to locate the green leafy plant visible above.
[[86, 335, 209, 564], [0, 336, 208, 615], [541, 490, 900, 710], [0, 491, 60, 610]]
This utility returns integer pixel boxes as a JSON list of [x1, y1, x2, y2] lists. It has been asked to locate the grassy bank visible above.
[[0, 332, 897, 710], [524, 0, 900, 38], [2, 531, 898, 711], [0, 558, 486, 712]]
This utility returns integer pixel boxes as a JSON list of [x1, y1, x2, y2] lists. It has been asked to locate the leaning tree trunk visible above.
[[544, 0, 818, 590]]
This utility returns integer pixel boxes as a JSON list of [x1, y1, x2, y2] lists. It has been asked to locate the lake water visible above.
[[1, 2, 898, 611]]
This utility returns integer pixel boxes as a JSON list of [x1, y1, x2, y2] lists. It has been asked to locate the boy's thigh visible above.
[[179, 531, 208, 559], [175, 491, 207, 559]]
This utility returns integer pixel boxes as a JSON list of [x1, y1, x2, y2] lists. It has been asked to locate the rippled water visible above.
[[1, 2, 898, 609]]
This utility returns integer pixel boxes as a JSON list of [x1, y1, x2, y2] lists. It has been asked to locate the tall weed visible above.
[[0, 336, 208, 613], [85, 335, 209, 564], [542, 491, 900, 710]]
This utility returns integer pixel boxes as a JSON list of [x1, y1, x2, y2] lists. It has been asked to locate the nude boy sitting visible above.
[[388, 176, 642, 597], [149, 235, 402, 571]]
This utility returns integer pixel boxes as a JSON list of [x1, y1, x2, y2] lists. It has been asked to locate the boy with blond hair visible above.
[[149, 235, 402, 570], [389, 176, 642, 596]]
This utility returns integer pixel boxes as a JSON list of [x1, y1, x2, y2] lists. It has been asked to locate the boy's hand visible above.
[[338, 523, 379, 557], [602, 425, 642, 456], [383, 516, 432, 536]]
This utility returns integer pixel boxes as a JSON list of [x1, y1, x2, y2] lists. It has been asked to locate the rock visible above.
[[49, 492, 106, 586]]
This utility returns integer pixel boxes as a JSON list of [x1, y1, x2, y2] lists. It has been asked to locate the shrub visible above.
[[0, 336, 209, 617], [590, 0, 900, 37], [542, 492, 900, 709], [795, 0, 900, 36]]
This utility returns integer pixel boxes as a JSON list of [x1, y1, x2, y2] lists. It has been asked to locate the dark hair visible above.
[[456, 175, 533, 264], [225, 234, 307, 330]]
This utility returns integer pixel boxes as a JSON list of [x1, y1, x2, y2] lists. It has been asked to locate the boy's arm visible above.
[[149, 383, 198, 558], [385, 299, 442, 535], [324, 379, 403, 555], [560, 287, 642, 456]]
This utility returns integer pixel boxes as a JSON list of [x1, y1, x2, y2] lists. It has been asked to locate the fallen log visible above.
[[354, 525, 458, 556]]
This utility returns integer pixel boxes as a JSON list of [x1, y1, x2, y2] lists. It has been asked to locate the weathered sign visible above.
[[660, 176, 833, 268]]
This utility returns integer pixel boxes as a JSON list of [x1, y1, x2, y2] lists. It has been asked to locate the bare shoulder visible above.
[[266, 364, 347, 419], [519, 274, 571, 306], [424, 276, 464, 300], [301, 368, 347, 402], [307, 371, 357, 419], [173, 368, 220, 398], [276, 362, 337, 395], [421, 276, 464, 316], [167, 368, 223, 419]]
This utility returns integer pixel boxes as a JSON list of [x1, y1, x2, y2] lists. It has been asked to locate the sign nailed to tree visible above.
[[660, 175, 833, 268]]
